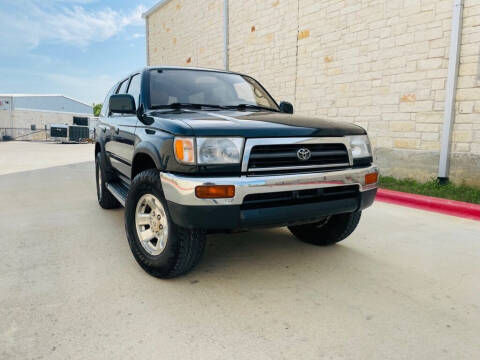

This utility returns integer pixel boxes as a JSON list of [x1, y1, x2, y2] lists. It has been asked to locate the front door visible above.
[[108, 74, 141, 178]]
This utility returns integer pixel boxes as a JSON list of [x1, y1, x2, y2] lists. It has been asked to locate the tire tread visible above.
[[96, 153, 121, 209], [288, 211, 362, 246], [125, 169, 206, 278]]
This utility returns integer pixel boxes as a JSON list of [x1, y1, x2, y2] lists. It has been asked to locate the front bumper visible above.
[[160, 165, 378, 229]]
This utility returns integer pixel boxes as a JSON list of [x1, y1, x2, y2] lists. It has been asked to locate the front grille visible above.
[[241, 185, 359, 210], [247, 143, 350, 174]]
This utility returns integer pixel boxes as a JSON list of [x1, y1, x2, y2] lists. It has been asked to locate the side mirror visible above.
[[279, 101, 294, 114], [109, 94, 136, 114]]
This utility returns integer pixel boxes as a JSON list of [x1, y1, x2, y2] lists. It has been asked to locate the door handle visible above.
[[114, 127, 120, 135]]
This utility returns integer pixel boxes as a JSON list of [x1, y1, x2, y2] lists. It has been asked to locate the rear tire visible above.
[[288, 211, 362, 246], [96, 152, 121, 209], [125, 169, 206, 278]]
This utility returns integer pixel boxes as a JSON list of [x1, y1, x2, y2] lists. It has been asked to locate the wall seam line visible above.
[[293, 0, 300, 107]]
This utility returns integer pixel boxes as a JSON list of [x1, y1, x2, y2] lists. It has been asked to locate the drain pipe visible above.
[[145, 16, 150, 66], [223, 0, 229, 71], [438, 0, 464, 184]]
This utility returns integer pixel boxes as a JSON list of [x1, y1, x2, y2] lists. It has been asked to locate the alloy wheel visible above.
[[135, 194, 169, 255]]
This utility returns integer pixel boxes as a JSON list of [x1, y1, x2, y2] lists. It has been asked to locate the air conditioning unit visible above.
[[50, 124, 68, 139], [73, 116, 89, 126], [68, 125, 89, 142], [49, 124, 90, 142]]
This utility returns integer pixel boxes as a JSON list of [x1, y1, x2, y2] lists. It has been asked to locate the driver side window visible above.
[[127, 74, 141, 108], [100, 85, 116, 117], [110, 78, 130, 118]]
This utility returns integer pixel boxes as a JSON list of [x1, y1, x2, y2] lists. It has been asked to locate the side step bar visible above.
[[106, 182, 129, 207]]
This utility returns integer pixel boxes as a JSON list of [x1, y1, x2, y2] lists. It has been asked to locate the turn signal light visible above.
[[195, 185, 235, 199], [365, 172, 378, 185], [174, 137, 195, 164]]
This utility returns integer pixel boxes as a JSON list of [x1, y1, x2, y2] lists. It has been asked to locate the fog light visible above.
[[365, 173, 378, 185], [195, 185, 235, 199]]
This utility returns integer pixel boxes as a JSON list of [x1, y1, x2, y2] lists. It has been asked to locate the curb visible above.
[[376, 188, 480, 221]]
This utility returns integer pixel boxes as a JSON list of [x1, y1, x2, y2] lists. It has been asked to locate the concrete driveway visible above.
[[1, 142, 479, 360]]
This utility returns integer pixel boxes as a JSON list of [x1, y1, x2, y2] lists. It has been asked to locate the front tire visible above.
[[125, 169, 206, 278], [288, 211, 362, 246]]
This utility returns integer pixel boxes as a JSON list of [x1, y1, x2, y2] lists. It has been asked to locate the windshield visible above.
[[148, 69, 279, 111]]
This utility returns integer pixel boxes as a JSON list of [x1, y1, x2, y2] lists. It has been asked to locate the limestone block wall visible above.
[[228, 0, 299, 104], [452, 0, 480, 183], [146, 0, 480, 185], [147, 0, 224, 69]]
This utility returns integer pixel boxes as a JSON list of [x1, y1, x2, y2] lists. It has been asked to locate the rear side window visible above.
[[127, 74, 141, 107]]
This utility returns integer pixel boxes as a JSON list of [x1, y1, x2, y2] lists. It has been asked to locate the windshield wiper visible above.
[[150, 102, 278, 112], [224, 104, 278, 112], [150, 103, 227, 110]]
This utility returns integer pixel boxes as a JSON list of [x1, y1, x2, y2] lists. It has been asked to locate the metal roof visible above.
[[0, 94, 63, 97], [0, 94, 92, 108]]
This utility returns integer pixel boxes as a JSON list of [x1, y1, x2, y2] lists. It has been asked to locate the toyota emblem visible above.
[[297, 148, 311, 161]]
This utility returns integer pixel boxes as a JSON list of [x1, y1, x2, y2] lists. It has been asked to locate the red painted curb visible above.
[[376, 188, 480, 221]]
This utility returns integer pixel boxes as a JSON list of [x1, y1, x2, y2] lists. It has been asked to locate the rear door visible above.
[[109, 74, 141, 178], [98, 84, 116, 156]]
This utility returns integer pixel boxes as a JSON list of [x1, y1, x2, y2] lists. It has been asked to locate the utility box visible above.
[[73, 116, 89, 126], [50, 124, 68, 139], [68, 125, 89, 142]]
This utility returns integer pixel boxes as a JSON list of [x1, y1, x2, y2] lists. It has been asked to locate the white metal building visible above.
[[0, 94, 93, 140]]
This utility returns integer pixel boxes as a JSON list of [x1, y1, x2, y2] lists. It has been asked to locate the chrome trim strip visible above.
[[247, 163, 351, 172], [161, 164, 378, 206], [241, 137, 353, 173]]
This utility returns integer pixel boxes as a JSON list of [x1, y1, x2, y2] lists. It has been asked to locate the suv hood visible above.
[[146, 109, 366, 137]]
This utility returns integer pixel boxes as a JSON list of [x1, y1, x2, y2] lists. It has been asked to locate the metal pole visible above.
[[9, 96, 13, 138], [223, 0, 229, 71], [438, 0, 463, 184], [145, 16, 150, 66]]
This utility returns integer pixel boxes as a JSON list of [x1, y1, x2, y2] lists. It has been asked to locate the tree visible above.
[[93, 103, 102, 116]]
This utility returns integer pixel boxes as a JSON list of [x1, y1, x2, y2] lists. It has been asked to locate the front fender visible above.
[[133, 140, 169, 171], [133, 129, 199, 174]]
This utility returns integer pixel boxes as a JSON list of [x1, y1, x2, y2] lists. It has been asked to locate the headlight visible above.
[[197, 137, 244, 164], [173, 137, 244, 165], [346, 135, 372, 159]]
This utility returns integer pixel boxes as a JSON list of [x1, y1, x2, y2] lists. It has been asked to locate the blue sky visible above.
[[0, 0, 158, 105]]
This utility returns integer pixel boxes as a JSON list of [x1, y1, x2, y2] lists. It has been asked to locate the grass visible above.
[[379, 176, 480, 205]]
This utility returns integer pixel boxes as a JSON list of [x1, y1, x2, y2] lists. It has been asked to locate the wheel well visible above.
[[132, 153, 157, 180]]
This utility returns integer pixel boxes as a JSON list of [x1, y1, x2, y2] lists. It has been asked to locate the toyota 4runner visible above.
[[95, 67, 378, 278]]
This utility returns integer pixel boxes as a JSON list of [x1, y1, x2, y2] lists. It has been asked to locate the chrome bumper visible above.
[[160, 165, 379, 206]]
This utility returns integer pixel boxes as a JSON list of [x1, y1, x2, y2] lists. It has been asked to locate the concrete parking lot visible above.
[[1, 142, 479, 360]]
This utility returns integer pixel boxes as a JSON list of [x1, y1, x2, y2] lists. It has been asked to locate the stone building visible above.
[[143, 0, 480, 185]]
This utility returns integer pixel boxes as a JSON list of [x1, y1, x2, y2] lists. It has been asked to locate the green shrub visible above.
[[379, 176, 480, 204]]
